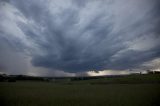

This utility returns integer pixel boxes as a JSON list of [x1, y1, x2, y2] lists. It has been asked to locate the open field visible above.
[[0, 74, 160, 106]]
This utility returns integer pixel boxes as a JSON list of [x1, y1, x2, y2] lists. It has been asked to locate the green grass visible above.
[[0, 75, 160, 106]]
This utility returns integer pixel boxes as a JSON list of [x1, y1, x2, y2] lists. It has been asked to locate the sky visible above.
[[0, 0, 160, 77]]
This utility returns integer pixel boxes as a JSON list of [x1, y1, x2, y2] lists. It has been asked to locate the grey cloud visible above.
[[0, 0, 160, 75], [109, 48, 160, 70], [0, 37, 28, 74]]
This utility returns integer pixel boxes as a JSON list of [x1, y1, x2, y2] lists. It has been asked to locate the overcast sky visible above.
[[0, 0, 160, 76]]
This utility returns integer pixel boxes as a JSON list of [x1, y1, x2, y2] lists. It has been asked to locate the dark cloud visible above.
[[0, 0, 160, 75], [108, 48, 160, 70]]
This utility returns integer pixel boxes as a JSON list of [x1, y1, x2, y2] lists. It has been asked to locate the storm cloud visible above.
[[0, 0, 160, 75]]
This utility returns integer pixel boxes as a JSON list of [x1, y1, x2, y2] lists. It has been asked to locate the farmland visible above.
[[0, 74, 160, 106]]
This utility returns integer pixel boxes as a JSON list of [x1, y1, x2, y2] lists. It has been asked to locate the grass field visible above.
[[0, 74, 160, 106]]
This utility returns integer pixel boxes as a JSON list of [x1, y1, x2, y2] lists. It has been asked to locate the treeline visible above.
[[0, 74, 109, 82], [0, 74, 44, 82], [1, 70, 160, 83]]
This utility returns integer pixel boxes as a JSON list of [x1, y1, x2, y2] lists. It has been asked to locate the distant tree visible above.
[[146, 70, 154, 74], [8, 78, 16, 82]]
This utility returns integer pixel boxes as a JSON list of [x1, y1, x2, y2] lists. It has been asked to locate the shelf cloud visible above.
[[0, 0, 160, 76]]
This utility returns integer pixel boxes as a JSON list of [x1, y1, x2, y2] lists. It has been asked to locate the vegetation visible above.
[[0, 74, 160, 106]]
